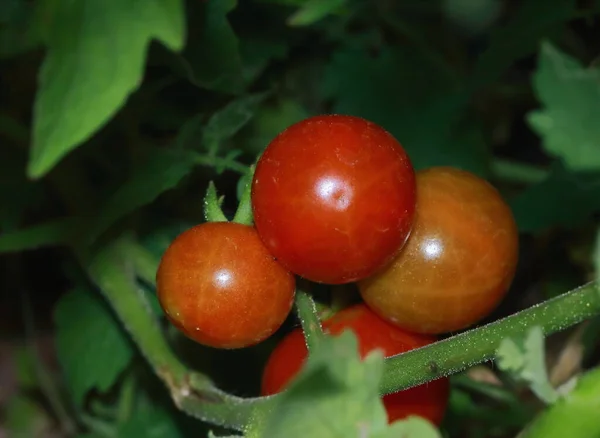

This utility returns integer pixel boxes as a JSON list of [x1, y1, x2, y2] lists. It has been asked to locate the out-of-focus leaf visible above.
[[510, 163, 600, 232], [179, 0, 244, 93], [84, 148, 196, 244], [5, 395, 52, 437], [240, 37, 288, 84], [0, 0, 43, 58], [29, 0, 185, 178], [322, 46, 490, 176], [0, 217, 77, 253], [520, 367, 600, 438], [248, 330, 423, 438], [472, 0, 576, 85], [203, 93, 270, 155], [287, 0, 347, 26], [54, 288, 134, 405], [527, 43, 600, 171], [496, 326, 558, 404]]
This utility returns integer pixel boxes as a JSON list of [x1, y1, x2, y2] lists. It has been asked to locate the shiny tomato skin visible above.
[[156, 222, 295, 349], [251, 114, 416, 285], [359, 167, 519, 334], [261, 304, 450, 425]]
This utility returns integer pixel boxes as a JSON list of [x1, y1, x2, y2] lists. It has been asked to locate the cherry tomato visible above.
[[261, 304, 450, 425], [156, 222, 295, 349], [251, 114, 416, 285], [359, 167, 519, 334]]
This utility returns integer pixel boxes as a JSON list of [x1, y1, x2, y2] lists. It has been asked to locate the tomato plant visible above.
[[156, 222, 296, 349], [251, 114, 416, 285], [359, 167, 519, 334], [261, 304, 450, 425]]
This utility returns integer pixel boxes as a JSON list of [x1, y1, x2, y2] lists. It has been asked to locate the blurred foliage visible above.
[[2, 0, 600, 437]]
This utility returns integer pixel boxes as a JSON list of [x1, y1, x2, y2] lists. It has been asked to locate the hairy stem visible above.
[[380, 281, 600, 394], [84, 236, 269, 431], [295, 288, 324, 354]]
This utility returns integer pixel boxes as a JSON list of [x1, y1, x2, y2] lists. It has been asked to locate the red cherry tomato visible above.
[[261, 304, 450, 425], [251, 114, 416, 284], [156, 222, 295, 349], [359, 167, 519, 334]]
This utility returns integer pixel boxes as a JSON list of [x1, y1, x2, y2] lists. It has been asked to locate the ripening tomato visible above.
[[261, 304, 450, 425], [251, 114, 416, 285], [156, 222, 295, 349], [359, 167, 519, 334]]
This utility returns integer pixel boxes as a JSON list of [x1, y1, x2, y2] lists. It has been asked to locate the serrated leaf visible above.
[[322, 46, 490, 176], [496, 327, 558, 404], [203, 93, 270, 155], [84, 148, 196, 244], [520, 367, 600, 438], [54, 288, 134, 404], [527, 43, 600, 171], [29, 0, 185, 178], [253, 331, 390, 438], [510, 163, 600, 232], [287, 0, 346, 26], [179, 0, 244, 93], [0, 217, 77, 253], [473, 0, 576, 85]]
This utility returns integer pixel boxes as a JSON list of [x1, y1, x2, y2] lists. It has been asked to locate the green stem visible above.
[[117, 370, 136, 425], [295, 289, 324, 354], [84, 236, 269, 432], [232, 165, 256, 226], [380, 281, 600, 395], [192, 153, 249, 174]]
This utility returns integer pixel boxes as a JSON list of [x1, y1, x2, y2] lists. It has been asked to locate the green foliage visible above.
[[84, 147, 197, 244], [54, 288, 134, 404], [528, 43, 600, 171], [179, 0, 244, 93], [3, 1, 600, 437], [496, 326, 558, 404], [29, 0, 185, 178], [520, 367, 600, 438]]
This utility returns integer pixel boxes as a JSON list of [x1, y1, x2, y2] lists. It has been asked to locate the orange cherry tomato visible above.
[[359, 167, 519, 334]]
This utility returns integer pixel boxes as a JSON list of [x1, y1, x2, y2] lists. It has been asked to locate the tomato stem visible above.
[[204, 182, 228, 223], [232, 165, 256, 226], [295, 287, 325, 353], [379, 281, 600, 395], [85, 235, 266, 431]]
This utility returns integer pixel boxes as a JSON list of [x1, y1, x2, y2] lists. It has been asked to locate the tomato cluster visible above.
[[156, 114, 519, 426]]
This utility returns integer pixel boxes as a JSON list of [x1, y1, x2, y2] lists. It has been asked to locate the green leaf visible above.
[[29, 0, 185, 178], [179, 0, 244, 93], [85, 148, 196, 244], [250, 331, 391, 437], [54, 288, 134, 405], [472, 0, 576, 85], [520, 367, 600, 438], [240, 37, 289, 84], [0, 217, 77, 253], [527, 43, 600, 171], [322, 46, 490, 176], [287, 0, 346, 26], [203, 93, 270, 155], [5, 394, 52, 437], [373, 417, 441, 438], [595, 227, 600, 280], [0, 0, 43, 58], [510, 163, 600, 232], [241, 98, 309, 155], [118, 400, 183, 438], [496, 326, 558, 404]]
